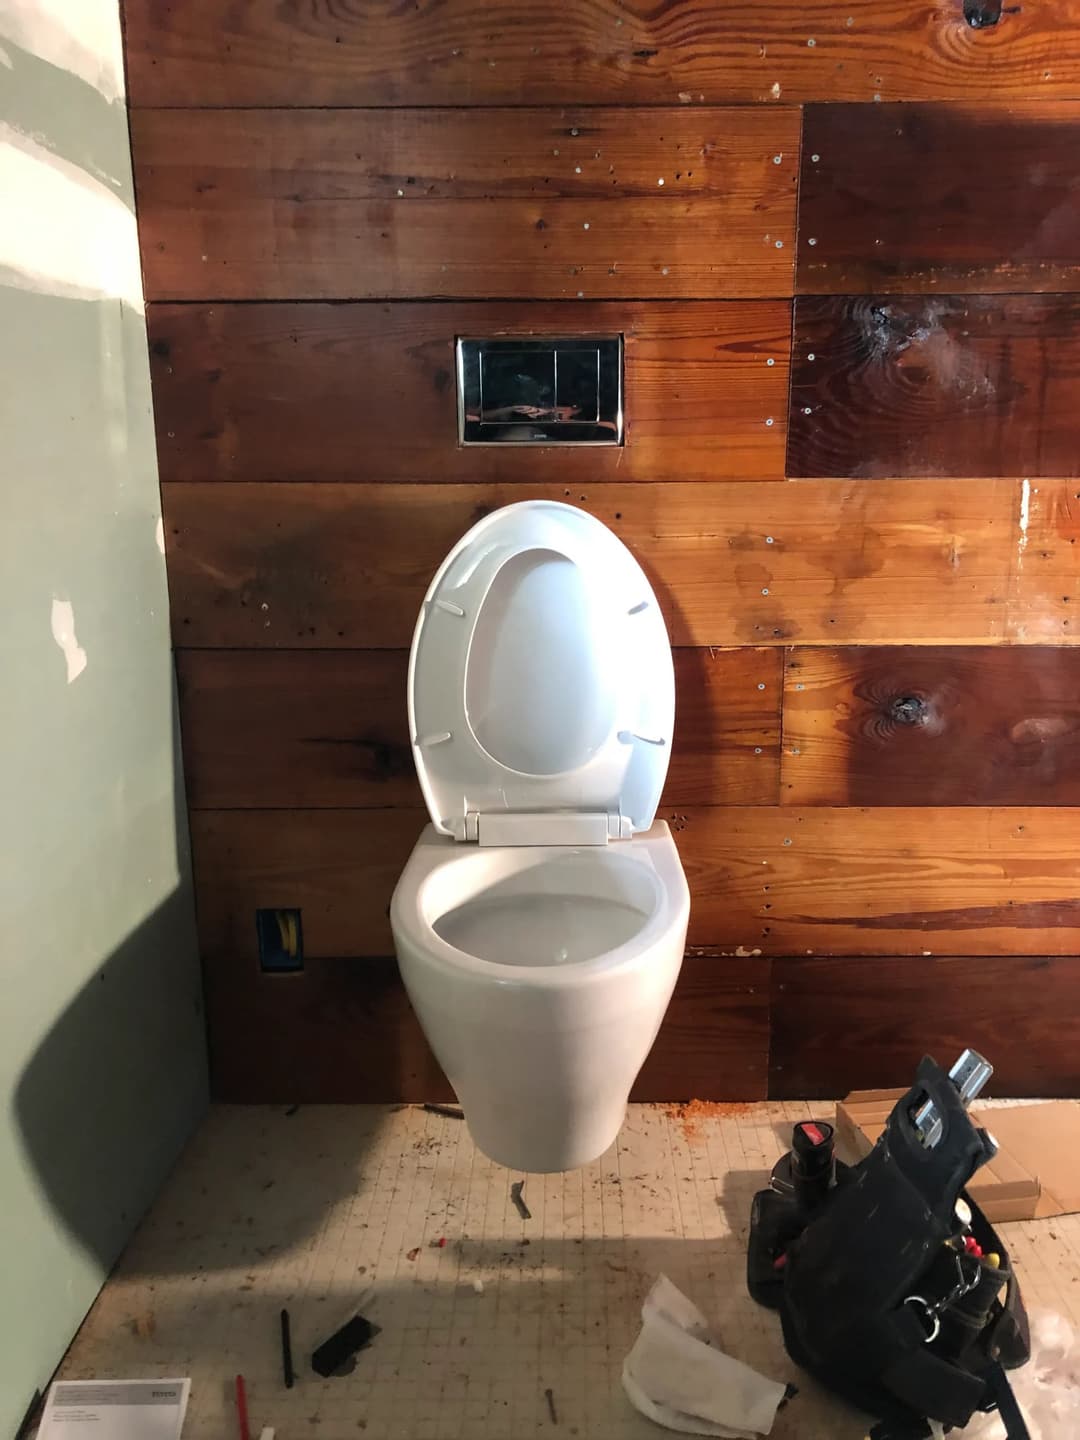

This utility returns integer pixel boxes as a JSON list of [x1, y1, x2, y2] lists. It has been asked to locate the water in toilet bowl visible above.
[[434, 890, 646, 967]]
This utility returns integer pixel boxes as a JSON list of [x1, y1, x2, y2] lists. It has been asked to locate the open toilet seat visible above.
[[409, 500, 674, 844]]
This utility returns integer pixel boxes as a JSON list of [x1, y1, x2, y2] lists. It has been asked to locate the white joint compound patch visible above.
[[0, 0, 125, 100], [50, 596, 87, 683], [0, 123, 142, 307]]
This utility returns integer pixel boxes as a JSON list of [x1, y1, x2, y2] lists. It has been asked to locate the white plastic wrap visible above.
[[964, 1310, 1079, 1438]]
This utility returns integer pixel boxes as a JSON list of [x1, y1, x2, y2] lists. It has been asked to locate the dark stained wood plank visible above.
[[147, 301, 791, 485], [176, 648, 781, 811], [206, 951, 769, 1103], [205, 954, 454, 1103], [133, 109, 796, 301], [161, 479, 1026, 651], [782, 647, 1080, 806], [770, 955, 1080, 1099], [190, 809, 420, 962], [788, 296, 1080, 478], [192, 805, 1080, 964], [122, 0, 1080, 107], [797, 103, 1080, 294], [177, 650, 418, 810], [632, 954, 770, 1101], [132, 106, 800, 201], [678, 806, 1080, 956], [142, 197, 790, 302], [210, 948, 1080, 1101]]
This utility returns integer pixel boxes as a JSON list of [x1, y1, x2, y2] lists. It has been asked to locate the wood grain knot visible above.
[[888, 694, 929, 726], [963, 0, 1005, 27]]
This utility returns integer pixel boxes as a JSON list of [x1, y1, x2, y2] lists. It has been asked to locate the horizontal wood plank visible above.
[[191, 806, 1080, 961], [177, 650, 419, 810], [789, 296, 1080, 478], [133, 109, 796, 300], [678, 806, 1080, 956], [770, 955, 1080, 1098], [797, 103, 1080, 294], [122, 0, 1080, 107], [162, 478, 1057, 649], [177, 648, 782, 810], [204, 946, 1080, 1101], [140, 197, 792, 301], [204, 951, 770, 1103], [204, 954, 454, 1104], [147, 301, 791, 484], [782, 647, 1080, 806], [190, 808, 419, 961], [132, 107, 800, 201], [179, 640, 1080, 813], [631, 955, 771, 1101]]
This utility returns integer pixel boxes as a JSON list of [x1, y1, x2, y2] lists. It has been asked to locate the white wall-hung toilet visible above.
[[390, 500, 691, 1173]]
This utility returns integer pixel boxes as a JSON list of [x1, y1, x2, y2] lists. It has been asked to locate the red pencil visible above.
[[235, 1374, 250, 1440]]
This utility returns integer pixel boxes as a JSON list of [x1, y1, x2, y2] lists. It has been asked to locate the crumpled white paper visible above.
[[622, 1275, 789, 1438]]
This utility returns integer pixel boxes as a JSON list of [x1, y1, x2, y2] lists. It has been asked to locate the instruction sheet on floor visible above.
[[37, 1379, 190, 1440]]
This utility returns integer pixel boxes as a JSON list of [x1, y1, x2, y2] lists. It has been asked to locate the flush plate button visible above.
[[457, 336, 623, 445]]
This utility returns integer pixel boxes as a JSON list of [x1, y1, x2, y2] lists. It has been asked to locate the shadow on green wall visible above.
[[10, 694, 206, 1275]]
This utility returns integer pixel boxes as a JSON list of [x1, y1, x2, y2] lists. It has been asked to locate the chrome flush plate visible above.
[[456, 336, 623, 445]]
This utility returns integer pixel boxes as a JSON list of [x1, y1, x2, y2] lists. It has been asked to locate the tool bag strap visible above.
[[979, 1359, 1031, 1440], [878, 1336, 988, 1428], [866, 1360, 1030, 1440]]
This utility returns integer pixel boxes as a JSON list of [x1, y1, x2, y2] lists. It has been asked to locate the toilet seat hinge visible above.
[[470, 812, 629, 846]]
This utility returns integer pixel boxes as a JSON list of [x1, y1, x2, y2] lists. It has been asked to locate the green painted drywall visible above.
[[0, 5, 208, 1430]]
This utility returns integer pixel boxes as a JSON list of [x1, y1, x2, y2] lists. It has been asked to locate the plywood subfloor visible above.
[[56, 1103, 1080, 1439]]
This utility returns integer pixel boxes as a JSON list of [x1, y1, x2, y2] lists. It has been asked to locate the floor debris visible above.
[[510, 1179, 532, 1220], [665, 1099, 752, 1142], [544, 1387, 558, 1424], [310, 1315, 380, 1378], [127, 1310, 156, 1338], [623, 1275, 789, 1435], [54, 1102, 1077, 1438]]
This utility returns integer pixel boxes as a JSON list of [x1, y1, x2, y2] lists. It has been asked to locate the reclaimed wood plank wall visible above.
[[122, 0, 1080, 1104]]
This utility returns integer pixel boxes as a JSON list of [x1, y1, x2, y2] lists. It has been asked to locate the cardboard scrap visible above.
[[836, 1093, 1080, 1223], [977, 1104, 1080, 1219]]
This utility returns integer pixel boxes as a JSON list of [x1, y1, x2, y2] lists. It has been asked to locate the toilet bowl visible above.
[[390, 500, 690, 1172]]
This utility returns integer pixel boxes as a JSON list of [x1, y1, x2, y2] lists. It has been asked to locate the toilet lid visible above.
[[408, 500, 675, 843]]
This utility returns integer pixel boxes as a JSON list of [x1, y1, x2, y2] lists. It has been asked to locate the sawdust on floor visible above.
[[664, 1098, 754, 1141]]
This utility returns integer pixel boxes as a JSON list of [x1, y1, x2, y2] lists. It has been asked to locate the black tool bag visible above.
[[753, 1058, 1031, 1439]]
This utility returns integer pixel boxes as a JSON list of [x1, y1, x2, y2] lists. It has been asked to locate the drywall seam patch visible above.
[[0, 123, 142, 308]]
